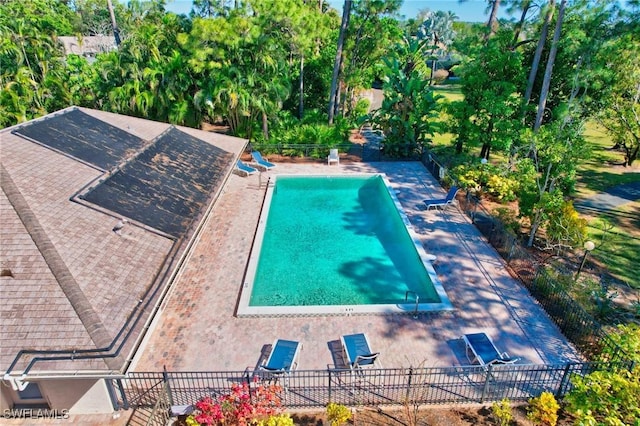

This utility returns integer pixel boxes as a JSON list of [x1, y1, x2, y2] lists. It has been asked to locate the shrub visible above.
[[485, 174, 519, 202], [545, 201, 587, 250], [527, 391, 559, 426], [353, 97, 371, 119], [491, 398, 513, 426], [493, 207, 521, 235], [186, 381, 284, 425], [451, 163, 519, 201], [326, 403, 352, 426], [255, 413, 294, 426], [564, 325, 640, 425], [565, 366, 640, 426]]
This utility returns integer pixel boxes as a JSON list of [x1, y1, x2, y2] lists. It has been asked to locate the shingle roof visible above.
[[0, 107, 247, 374]]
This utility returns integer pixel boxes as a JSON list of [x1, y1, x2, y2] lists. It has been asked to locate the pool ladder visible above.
[[405, 291, 420, 319]]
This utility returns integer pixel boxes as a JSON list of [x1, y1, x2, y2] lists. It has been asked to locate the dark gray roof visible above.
[[0, 107, 247, 374]]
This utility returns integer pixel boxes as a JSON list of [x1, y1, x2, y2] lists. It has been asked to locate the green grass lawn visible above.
[[578, 122, 640, 289], [576, 122, 640, 197], [587, 221, 640, 289], [433, 85, 464, 102]]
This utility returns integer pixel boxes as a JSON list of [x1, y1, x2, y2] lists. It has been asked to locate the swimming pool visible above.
[[237, 174, 453, 316]]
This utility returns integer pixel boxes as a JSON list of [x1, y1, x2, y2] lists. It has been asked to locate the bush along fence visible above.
[[117, 361, 634, 423]]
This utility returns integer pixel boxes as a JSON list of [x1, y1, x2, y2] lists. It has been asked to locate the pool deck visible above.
[[131, 160, 581, 373]]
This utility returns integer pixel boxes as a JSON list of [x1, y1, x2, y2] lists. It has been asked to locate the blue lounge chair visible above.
[[462, 332, 519, 366], [424, 186, 459, 210], [340, 333, 379, 369], [236, 160, 258, 176], [251, 151, 276, 170], [260, 339, 301, 373]]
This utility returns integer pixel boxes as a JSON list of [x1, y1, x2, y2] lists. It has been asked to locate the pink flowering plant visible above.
[[185, 379, 284, 426]]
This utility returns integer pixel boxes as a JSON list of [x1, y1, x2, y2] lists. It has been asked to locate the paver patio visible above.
[[131, 160, 581, 373]]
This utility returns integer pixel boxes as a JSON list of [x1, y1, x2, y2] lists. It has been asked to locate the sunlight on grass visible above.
[[587, 222, 640, 289], [434, 86, 463, 102], [576, 122, 640, 197]]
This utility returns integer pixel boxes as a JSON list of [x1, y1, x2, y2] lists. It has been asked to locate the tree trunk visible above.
[[480, 120, 494, 159], [298, 54, 304, 118], [486, 0, 501, 39], [328, 0, 351, 124], [511, 0, 532, 47], [262, 111, 269, 140], [527, 209, 543, 247], [106, 0, 121, 46], [523, 0, 556, 115], [534, 0, 565, 131]]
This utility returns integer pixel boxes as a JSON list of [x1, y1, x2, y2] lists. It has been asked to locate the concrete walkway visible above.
[[130, 160, 580, 373], [575, 181, 640, 213]]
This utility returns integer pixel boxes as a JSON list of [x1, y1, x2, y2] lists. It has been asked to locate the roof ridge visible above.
[[0, 164, 123, 370]]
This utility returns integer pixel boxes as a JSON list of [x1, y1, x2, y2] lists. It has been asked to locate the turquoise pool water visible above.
[[239, 174, 452, 315]]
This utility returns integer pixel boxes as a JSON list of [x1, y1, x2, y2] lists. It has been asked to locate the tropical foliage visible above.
[[0, 0, 638, 254], [564, 324, 640, 426], [369, 36, 442, 158]]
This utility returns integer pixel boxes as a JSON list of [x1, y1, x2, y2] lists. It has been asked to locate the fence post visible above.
[[244, 370, 253, 405], [327, 368, 332, 403], [556, 363, 573, 399], [405, 367, 414, 402], [115, 378, 130, 410], [480, 365, 492, 403], [163, 366, 174, 407]]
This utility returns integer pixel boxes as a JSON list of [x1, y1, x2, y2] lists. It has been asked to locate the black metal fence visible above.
[[250, 143, 357, 159], [118, 361, 634, 423], [420, 151, 630, 364]]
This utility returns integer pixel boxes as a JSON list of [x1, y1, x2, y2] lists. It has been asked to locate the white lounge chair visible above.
[[328, 149, 340, 165]]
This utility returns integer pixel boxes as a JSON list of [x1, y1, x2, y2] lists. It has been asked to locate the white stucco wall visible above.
[[42, 379, 114, 414]]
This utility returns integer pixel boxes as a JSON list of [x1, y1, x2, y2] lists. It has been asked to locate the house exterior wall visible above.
[[0, 378, 114, 415]]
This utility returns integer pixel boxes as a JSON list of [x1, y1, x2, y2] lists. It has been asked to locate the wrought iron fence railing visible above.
[[420, 151, 631, 364], [120, 361, 634, 414], [249, 143, 357, 159]]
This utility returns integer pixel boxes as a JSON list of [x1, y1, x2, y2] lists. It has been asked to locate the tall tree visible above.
[[339, 0, 402, 119], [533, 0, 567, 131], [328, 0, 351, 124], [587, 33, 640, 166], [448, 30, 525, 159], [523, 0, 556, 116]]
